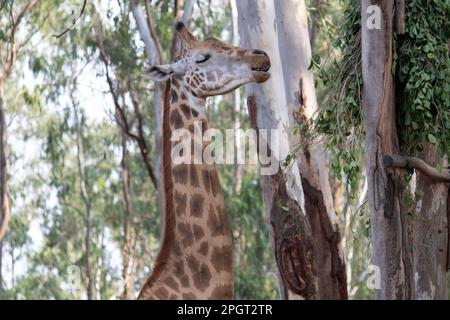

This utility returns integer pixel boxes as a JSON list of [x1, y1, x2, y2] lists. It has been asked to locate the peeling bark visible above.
[[247, 98, 317, 300], [271, 174, 317, 299]]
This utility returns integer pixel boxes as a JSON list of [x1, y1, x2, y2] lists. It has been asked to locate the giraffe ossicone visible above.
[[138, 21, 270, 300]]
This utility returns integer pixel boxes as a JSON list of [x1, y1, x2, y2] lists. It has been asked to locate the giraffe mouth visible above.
[[251, 66, 271, 72], [251, 64, 271, 83]]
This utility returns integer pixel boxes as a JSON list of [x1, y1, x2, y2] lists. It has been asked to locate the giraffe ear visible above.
[[144, 65, 174, 81]]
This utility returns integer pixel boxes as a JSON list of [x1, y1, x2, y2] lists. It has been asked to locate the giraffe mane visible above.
[[138, 80, 175, 294]]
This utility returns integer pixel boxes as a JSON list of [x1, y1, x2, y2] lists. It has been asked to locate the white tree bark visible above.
[[230, 0, 242, 194], [130, 0, 165, 234], [237, 0, 318, 300], [275, 0, 347, 299]]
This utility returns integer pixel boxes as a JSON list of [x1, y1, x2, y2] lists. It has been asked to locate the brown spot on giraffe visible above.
[[198, 242, 209, 256], [174, 190, 187, 216], [171, 89, 178, 103], [191, 108, 199, 118], [180, 104, 192, 120], [192, 224, 205, 241], [172, 164, 189, 184], [211, 245, 233, 272], [190, 193, 205, 217], [189, 164, 200, 187], [187, 254, 200, 272], [180, 275, 190, 288], [173, 260, 185, 278], [178, 223, 194, 247], [170, 109, 183, 129], [193, 263, 212, 291]]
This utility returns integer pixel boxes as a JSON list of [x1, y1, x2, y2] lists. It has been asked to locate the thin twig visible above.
[[53, 0, 87, 39], [95, 19, 158, 189]]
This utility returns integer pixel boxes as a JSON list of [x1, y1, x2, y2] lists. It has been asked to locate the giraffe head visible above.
[[145, 22, 271, 97]]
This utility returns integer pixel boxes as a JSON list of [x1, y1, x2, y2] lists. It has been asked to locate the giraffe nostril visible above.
[[252, 49, 267, 56]]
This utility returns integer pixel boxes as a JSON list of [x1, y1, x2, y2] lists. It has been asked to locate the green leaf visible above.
[[427, 133, 437, 144]]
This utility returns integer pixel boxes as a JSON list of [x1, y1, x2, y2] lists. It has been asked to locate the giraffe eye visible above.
[[195, 54, 211, 64]]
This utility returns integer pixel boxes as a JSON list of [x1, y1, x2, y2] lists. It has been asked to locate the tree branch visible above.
[[53, 0, 87, 39], [383, 155, 450, 183], [144, 0, 163, 64], [4, 0, 38, 77], [95, 19, 158, 190], [395, 0, 406, 35]]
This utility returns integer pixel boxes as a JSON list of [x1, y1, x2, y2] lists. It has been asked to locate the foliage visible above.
[[395, 0, 450, 156], [306, 0, 363, 195]]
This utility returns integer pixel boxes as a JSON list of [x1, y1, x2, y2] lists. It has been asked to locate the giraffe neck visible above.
[[138, 79, 233, 300]]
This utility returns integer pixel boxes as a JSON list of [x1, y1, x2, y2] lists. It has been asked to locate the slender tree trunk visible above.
[[10, 248, 14, 289], [71, 87, 95, 300], [238, 0, 318, 300], [131, 0, 165, 230], [412, 143, 448, 299], [120, 131, 134, 299], [275, 0, 347, 299], [361, 0, 413, 299], [0, 82, 9, 242], [309, 0, 320, 48], [0, 239, 3, 290], [230, 0, 242, 195]]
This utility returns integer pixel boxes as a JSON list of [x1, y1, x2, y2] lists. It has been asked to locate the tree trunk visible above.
[[0, 239, 3, 290], [0, 82, 9, 242], [361, 0, 413, 299], [237, 0, 318, 300], [120, 132, 135, 299], [230, 0, 242, 195], [72, 87, 95, 300], [274, 0, 347, 299], [10, 248, 14, 290], [130, 0, 165, 232], [308, 0, 320, 48], [412, 143, 448, 299]]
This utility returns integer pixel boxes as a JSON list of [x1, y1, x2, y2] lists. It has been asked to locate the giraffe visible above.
[[138, 21, 271, 300]]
